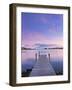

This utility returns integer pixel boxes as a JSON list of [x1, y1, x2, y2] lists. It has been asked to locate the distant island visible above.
[[45, 47, 63, 49], [21, 47, 35, 50], [21, 47, 63, 50]]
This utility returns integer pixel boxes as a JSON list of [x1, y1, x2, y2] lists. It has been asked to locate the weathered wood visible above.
[[30, 55, 56, 76], [48, 53, 50, 61]]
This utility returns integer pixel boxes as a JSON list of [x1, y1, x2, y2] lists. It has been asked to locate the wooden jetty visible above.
[[30, 52, 56, 76]]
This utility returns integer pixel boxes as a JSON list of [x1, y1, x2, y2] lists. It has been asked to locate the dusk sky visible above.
[[21, 12, 63, 48]]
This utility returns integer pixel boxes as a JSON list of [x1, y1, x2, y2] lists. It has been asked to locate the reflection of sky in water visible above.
[[21, 49, 63, 62], [21, 49, 63, 71]]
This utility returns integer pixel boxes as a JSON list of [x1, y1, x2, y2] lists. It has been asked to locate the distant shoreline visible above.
[[21, 47, 63, 50]]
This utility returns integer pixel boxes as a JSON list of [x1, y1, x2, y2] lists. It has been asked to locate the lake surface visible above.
[[21, 49, 63, 77]]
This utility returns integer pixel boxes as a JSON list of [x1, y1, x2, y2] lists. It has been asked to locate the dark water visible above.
[[50, 60, 63, 75], [22, 59, 63, 76], [22, 58, 35, 71], [21, 49, 63, 77], [21, 58, 35, 77]]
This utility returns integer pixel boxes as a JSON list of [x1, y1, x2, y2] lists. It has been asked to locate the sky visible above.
[[21, 12, 63, 48]]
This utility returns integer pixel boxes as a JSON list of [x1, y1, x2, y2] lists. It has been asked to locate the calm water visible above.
[[21, 49, 63, 76]]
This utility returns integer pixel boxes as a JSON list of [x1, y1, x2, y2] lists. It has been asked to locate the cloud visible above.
[[35, 43, 56, 47], [34, 43, 62, 49], [21, 30, 63, 48]]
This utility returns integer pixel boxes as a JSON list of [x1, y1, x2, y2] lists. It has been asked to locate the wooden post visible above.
[[38, 51, 40, 58], [35, 53, 37, 62], [48, 53, 50, 61]]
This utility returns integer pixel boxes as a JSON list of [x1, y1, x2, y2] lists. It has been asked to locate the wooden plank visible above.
[[30, 55, 56, 76]]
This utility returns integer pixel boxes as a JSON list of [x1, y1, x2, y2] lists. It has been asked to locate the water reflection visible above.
[[21, 49, 63, 77]]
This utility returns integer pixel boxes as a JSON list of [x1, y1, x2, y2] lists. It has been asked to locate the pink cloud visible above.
[[21, 31, 63, 48]]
